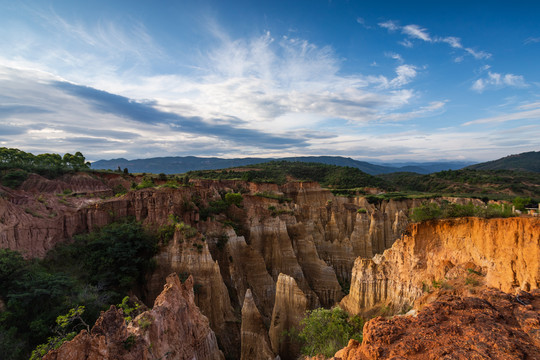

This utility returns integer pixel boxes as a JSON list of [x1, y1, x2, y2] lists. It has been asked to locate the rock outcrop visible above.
[[225, 231, 276, 323], [43, 273, 224, 360], [333, 288, 540, 360], [269, 273, 309, 360], [145, 228, 239, 358], [240, 289, 275, 360], [341, 217, 540, 316]]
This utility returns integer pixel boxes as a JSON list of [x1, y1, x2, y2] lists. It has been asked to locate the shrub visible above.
[[136, 177, 155, 189], [48, 220, 157, 297], [122, 334, 136, 350], [410, 201, 515, 222], [410, 202, 442, 222], [117, 296, 142, 323], [216, 233, 229, 250], [296, 307, 364, 358], [513, 196, 531, 211], [1, 170, 29, 188], [224, 192, 243, 206], [112, 184, 127, 196]]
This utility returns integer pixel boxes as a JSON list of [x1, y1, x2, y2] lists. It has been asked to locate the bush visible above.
[[136, 177, 155, 189], [410, 202, 442, 222], [296, 307, 364, 358], [112, 184, 127, 196], [224, 192, 243, 206], [46, 220, 157, 299], [513, 196, 531, 211], [410, 201, 515, 222], [1, 170, 29, 188], [0, 250, 76, 356]]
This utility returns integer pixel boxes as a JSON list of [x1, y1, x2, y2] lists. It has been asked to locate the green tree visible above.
[[296, 307, 364, 358], [513, 196, 531, 211], [224, 192, 243, 206], [410, 202, 443, 222], [71, 221, 157, 296], [29, 306, 90, 360]]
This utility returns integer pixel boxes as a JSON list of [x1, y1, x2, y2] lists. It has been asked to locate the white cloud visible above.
[[389, 65, 417, 88], [385, 52, 404, 63], [471, 71, 527, 92], [378, 20, 399, 31], [378, 20, 491, 60], [524, 37, 540, 44], [356, 17, 371, 29], [518, 101, 540, 110], [440, 36, 462, 48], [463, 102, 540, 125], [402, 25, 431, 42], [399, 39, 414, 48], [464, 47, 491, 60], [379, 100, 447, 122], [307, 123, 540, 162]]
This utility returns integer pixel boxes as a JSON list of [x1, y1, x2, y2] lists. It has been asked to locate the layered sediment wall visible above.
[[341, 217, 540, 316]]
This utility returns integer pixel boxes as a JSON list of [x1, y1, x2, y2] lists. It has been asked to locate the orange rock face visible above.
[[341, 217, 540, 316], [43, 273, 224, 360], [333, 288, 540, 360]]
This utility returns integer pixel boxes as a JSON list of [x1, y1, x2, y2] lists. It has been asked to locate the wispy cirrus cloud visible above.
[[524, 36, 540, 44], [385, 52, 404, 63], [379, 100, 446, 122], [463, 101, 540, 126], [378, 20, 491, 60], [471, 71, 527, 92], [402, 24, 431, 42]]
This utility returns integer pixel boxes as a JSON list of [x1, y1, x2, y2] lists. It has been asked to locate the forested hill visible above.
[[92, 155, 471, 175], [188, 161, 390, 190], [466, 151, 540, 172]]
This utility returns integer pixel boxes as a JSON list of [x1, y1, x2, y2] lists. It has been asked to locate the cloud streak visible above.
[[463, 102, 540, 126], [378, 20, 491, 60], [471, 71, 527, 92]]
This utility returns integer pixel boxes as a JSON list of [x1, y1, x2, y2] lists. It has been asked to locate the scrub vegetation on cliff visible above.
[[409, 200, 517, 222], [188, 161, 390, 189], [287, 307, 364, 358], [380, 169, 540, 201]]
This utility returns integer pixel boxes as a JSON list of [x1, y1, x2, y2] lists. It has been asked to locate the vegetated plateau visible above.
[[0, 147, 539, 360]]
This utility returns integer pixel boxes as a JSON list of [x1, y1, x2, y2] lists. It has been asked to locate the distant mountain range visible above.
[[91, 156, 475, 175], [465, 151, 540, 173]]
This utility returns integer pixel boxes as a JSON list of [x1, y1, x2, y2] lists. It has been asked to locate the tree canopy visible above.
[[0, 148, 91, 188]]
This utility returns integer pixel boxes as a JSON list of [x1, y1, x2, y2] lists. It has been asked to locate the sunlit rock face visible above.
[[332, 288, 540, 360], [341, 217, 540, 316]]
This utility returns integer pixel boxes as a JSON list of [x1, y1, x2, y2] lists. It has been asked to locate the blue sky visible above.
[[1, 0, 539, 162]]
